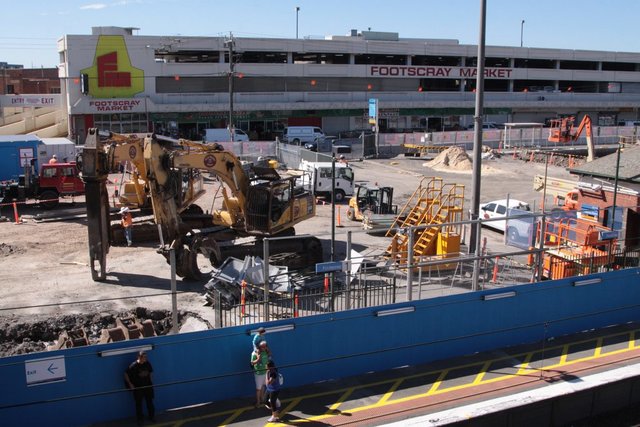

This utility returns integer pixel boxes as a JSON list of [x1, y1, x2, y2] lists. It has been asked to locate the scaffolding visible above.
[[385, 177, 465, 266]]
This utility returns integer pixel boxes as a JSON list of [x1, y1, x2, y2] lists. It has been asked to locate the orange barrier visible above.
[[13, 202, 20, 224], [336, 206, 342, 227], [491, 256, 499, 283], [324, 274, 329, 294], [240, 280, 247, 317]]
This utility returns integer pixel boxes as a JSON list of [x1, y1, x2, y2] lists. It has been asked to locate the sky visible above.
[[3, 0, 640, 68]]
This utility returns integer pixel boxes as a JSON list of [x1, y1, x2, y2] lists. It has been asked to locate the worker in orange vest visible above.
[[120, 207, 133, 246], [49, 154, 58, 164]]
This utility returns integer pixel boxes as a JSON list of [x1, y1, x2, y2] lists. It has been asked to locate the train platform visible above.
[[95, 322, 640, 426]]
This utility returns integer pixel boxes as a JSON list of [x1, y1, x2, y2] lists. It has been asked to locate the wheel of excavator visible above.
[[176, 245, 202, 281], [183, 204, 204, 215]]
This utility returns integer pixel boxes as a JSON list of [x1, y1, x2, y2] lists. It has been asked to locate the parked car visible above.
[[479, 199, 533, 242]]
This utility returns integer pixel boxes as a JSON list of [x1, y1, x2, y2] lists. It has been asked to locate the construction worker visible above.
[[49, 154, 58, 164], [120, 207, 133, 246]]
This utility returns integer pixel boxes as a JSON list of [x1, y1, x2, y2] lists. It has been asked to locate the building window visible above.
[[94, 113, 148, 134]]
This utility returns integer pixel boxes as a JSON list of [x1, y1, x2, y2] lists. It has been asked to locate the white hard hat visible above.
[[52, 154, 57, 158]]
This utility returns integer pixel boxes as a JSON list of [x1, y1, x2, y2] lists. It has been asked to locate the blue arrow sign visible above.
[[315, 261, 345, 274]]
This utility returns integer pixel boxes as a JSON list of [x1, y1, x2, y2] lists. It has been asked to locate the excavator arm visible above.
[[142, 135, 320, 279], [548, 115, 595, 162]]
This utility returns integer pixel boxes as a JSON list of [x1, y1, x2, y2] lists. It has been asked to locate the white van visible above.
[[204, 128, 249, 142], [284, 126, 325, 145]]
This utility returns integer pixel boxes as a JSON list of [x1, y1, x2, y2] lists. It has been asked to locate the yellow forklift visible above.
[[346, 184, 396, 221]]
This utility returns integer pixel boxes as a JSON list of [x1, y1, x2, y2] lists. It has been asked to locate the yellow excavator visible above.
[[81, 129, 323, 281]]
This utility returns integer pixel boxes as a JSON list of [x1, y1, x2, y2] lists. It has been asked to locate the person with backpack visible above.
[[250, 341, 269, 407], [265, 360, 282, 422]]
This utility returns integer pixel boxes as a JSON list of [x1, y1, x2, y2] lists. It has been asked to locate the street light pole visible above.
[[296, 7, 300, 39], [520, 20, 525, 47]]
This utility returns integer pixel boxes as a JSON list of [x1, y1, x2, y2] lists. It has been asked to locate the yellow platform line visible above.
[[473, 361, 492, 385], [594, 337, 603, 358], [427, 369, 449, 395], [516, 352, 533, 375], [219, 408, 246, 426], [328, 388, 354, 412], [631, 331, 636, 349], [378, 378, 404, 404], [559, 344, 570, 365]]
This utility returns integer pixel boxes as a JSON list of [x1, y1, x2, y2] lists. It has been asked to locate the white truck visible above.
[[299, 160, 354, 202]]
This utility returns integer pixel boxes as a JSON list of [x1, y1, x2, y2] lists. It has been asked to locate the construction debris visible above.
[[204, 256, 290, 308], [0, 308, 209, 357]]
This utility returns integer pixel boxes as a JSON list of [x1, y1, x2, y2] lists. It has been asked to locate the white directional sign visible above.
[[25, 356, 66, 386]]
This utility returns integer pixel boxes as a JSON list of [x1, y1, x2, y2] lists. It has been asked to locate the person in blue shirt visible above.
[[265, 360, 282, 422]]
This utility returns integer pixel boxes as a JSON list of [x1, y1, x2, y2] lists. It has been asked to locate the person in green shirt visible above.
[[250, 341, 269, 407]]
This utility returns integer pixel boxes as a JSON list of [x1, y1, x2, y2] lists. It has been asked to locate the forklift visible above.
[[346, 184, 397, 221]]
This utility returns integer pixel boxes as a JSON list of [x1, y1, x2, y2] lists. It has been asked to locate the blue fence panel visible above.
[[1, 268, 639, 426]]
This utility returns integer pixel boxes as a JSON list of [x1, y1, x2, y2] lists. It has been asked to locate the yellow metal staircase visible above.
[[386, 178, 464, 265]]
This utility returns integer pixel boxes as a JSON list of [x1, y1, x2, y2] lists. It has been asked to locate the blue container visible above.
[[0, 135, 42, 182]]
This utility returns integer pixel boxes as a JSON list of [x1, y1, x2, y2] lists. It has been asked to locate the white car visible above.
[[479, 199, 533, 242]]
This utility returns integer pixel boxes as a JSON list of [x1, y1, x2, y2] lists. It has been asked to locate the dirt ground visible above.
[[0, 152, 574, 356]]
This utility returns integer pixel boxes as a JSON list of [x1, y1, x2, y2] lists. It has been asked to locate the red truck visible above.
[[0, 162, 85, 209]]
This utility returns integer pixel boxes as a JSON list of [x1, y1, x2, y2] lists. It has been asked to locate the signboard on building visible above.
[[80, 35, 144, 98], [368, 65, 513, 79], [86, 98, 147, 113], [0, 95, 61, 108]]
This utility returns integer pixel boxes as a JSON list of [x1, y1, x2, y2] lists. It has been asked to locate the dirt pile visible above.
[[0, 308, 211, 357], [426, 146, 473, 170]]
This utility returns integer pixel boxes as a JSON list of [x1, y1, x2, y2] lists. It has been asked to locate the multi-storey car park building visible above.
[[58, 26, 640, 143]]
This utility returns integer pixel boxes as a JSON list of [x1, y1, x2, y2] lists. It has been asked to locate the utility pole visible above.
[[470, 0, 487, 291], [225, 34, 235, 141]]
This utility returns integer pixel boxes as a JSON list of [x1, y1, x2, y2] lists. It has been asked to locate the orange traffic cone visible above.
[[336, 206, 343, 227]]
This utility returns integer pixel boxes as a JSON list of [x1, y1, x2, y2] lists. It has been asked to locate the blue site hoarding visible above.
[[0, 135, 42, 181]]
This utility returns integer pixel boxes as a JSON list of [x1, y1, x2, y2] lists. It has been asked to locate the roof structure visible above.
[[569, 145, 640, 183]]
